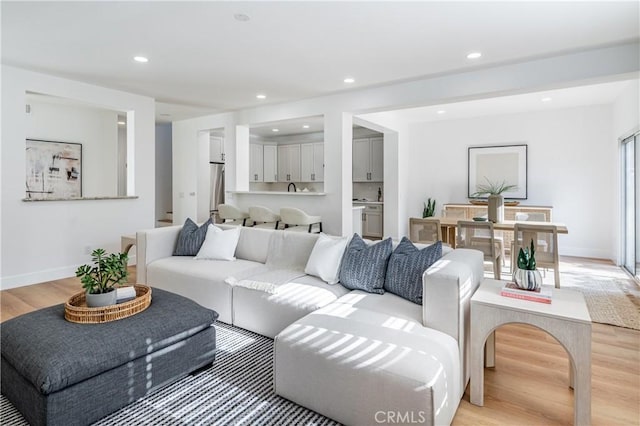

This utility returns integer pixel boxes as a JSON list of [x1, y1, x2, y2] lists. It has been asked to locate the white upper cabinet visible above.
[[263, 144, 278, 182], [353, 137, 383, 182], [278, 144, 301, 182], [301, 142, 324, 182], [210, 135, 225, 163], [369, 137, 384, 181], [249, 143, 263, 182]]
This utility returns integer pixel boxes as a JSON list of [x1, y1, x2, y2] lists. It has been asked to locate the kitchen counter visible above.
[[229, 191, 326, 196], [352, 200, 384, 205]]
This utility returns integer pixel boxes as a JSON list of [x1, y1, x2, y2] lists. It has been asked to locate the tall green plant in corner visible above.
[[76, 248, 129, 294], [423, 198, 436, 218]]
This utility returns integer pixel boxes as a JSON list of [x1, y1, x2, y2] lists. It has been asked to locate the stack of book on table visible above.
[[500, 282, 552, 304]]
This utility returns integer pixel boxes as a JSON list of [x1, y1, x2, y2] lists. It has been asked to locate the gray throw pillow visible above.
[[173, 218, 212, 256], [384, 238, 442, 304], [339, 234, 392, 294]]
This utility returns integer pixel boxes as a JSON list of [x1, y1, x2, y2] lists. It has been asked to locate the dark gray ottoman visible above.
[[1, 287, 218, 426]]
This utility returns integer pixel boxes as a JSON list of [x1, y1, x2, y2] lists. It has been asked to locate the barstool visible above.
[[248, 206, 281, 229], [280, 207, 322, 233], [217, 204, 250, 226]]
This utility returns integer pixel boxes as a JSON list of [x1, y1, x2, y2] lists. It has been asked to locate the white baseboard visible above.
[[560, 246, 614, 262], [1, 256, 137, 290]]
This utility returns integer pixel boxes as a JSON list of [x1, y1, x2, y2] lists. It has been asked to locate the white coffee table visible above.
[[470, 279, 592, 426]]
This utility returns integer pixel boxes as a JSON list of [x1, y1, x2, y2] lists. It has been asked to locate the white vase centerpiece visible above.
[[76, 248, 129, 307], [471, 178, 518, 223]]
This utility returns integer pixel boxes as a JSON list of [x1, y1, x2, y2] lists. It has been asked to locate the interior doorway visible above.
[[621, 132, 639, 280]]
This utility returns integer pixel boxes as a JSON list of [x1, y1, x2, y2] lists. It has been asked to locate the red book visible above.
[[500, 282, 552, 304]]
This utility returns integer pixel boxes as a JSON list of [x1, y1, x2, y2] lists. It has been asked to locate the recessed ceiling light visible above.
[[272, 128, 279, 132], [302, 124, 310, 129], [117, 121, 126, 125], [256, 94, 266, 100], [343, 77, 355, 84], [234, 13, 250, 22], [541, 97, 552, 102], [133, 56, 149, 63], [160, 113, 171, 117], [466, 52, 482, 59], [437, 110, 446, 115]]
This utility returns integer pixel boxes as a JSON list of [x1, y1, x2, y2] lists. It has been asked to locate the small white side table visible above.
[[470, 279, 592, 426]]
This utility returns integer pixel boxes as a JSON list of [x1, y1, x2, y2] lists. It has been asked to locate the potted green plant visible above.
[[76, 248, 129, 307], [471, 178, 518, 223], [512, 239, 542, 290], [422, 198, 436, 218]]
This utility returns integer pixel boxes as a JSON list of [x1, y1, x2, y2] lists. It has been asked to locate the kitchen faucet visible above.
[[287, 182, 297, 192]]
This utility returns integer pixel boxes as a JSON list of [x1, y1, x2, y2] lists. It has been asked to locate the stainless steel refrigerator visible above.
[[210, 162, 225, 222]]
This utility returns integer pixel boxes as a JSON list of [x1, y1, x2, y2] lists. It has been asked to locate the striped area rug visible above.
[[1, 323, 340, 425]]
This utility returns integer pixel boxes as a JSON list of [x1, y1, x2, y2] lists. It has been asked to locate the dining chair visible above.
[[409, 217, 442, 244], [513, 223, 560, 288], [512, 212, 550, 271], [457, 220, 503, 279]]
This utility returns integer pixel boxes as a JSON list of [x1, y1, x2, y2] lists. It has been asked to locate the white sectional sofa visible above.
[[136, 223, 484, 425]]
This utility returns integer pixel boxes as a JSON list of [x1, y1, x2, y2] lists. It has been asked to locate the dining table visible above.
[[436, 217, 568, 248]]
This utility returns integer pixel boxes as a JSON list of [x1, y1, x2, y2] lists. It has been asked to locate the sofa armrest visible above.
[[136, 225, 182, 284], [423, 248, 484, 390]]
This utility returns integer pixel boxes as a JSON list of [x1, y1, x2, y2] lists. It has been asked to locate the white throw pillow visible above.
[[195, 225, 241, 261], [304, 233, 349, 284]]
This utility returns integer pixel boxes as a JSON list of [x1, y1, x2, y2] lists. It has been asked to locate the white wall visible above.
[[1, 66, 156, 289], [26, 99, 119, 197], [155, 123, 173, 223], [408, 104, 615, 259]]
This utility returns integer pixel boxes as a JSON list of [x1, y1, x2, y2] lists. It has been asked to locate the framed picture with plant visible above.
[[468, 144, 527, 199]]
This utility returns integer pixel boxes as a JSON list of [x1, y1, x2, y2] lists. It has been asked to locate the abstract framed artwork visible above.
[[468, 144, 527, 199], [26, 139, 82, 199]]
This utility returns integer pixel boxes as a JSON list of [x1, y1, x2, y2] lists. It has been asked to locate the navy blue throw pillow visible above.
[[173, 218, 212, 256], [384, 238, 443, 304], [339, 234, 392, 294]]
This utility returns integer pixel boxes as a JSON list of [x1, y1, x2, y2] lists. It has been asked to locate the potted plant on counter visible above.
[[422, 198, 436, 218], [512, 239, 542, 291], [76, 248, 129, 307], [471, 178, 518, 223]]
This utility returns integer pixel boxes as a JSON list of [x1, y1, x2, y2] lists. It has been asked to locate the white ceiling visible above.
[[361, 80, 635, 124], [2, 2, 639, 122]]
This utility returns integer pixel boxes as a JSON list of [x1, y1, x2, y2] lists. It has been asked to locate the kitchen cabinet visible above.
[[278, 144, 301, 182], [210, 135, 225, 163], [301, 143, 324, 182], [249, 143, 263, 182], [356, 204, 383, 238], [353, 137, 383, 182], [263, 144, 278, 183]]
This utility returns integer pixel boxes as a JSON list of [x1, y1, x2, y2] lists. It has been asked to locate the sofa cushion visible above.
[[233, 274, 350, 338], [333, 290, 423, 325], [304, 234, 349, 285], [235, 226, 274, 263], [265, 231, 319, 271], [195, 225, 241, 261], [173, 218, 212, 256], [384, 238, 443, 304], [339, 234, 392, 294], [147, 256, 265, 323]]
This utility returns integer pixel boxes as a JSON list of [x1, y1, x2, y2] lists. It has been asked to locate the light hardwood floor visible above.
[[1, 260, 638, 425]]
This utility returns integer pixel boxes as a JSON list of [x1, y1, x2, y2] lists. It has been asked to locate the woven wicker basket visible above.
[[65, 284, 152, 324]]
